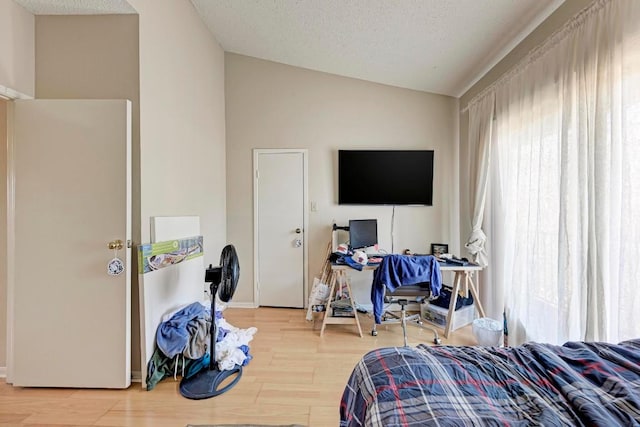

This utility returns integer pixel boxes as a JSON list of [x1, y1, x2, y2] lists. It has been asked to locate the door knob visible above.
[[108, 240, 124, 250], [295, 228, 302, 234]]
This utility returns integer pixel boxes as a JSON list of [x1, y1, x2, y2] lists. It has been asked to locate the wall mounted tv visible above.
[[338, 150, 434, 205]]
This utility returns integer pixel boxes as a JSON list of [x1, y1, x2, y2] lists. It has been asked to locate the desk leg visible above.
[[320, 272, 337, 337], [465, 271, 486, 318], [444, 272, 462, 338], [343, 271, 363, 337], [319, 270, 363, 337]]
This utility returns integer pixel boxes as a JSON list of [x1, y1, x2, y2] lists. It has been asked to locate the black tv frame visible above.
[[338, 149, 434, 206]]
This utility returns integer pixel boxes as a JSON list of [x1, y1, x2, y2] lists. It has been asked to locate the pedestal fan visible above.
[[179, 244, 242, 399]]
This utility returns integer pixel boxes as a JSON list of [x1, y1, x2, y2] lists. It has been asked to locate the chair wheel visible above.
[[433, 338, 441, 345], [372, 330, 378, 336]]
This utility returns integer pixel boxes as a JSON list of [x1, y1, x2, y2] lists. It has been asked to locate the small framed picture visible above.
[[431, 243, 448, 257]]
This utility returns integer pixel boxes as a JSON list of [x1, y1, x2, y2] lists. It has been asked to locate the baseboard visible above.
[[227, 302, 258, 309], [0, 367, 139, 383]]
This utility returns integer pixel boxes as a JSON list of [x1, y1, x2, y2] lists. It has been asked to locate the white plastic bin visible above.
[[472, 317, 503, 346], [421, 303, 475, 332]]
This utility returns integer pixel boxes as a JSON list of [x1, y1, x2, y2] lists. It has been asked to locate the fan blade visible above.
[[218, 244, 240, 302]]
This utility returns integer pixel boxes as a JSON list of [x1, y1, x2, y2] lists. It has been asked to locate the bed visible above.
[[340, 339, 640, 426]]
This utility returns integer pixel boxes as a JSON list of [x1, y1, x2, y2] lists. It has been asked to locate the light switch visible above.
[[311, 201, 318, 211]]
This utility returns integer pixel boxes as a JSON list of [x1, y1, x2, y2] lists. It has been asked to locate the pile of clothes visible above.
[[328, 246, 371, 271], [146, 301, 257, 390]]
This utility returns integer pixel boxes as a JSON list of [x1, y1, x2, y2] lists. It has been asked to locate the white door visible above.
[[8, 99, 131, 388], [254, 149, 307, 308]]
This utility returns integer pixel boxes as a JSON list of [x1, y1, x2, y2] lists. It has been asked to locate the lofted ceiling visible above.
[[13, 0, 565, 97]]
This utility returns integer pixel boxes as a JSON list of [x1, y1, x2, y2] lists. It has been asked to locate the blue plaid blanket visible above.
[[340, 340, 640, 426]]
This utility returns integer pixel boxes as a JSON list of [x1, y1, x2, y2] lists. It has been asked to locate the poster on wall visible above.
[[138, 236, 203, 274]]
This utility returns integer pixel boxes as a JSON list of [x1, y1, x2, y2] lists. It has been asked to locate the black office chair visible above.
[[371, 284, 442, 346]]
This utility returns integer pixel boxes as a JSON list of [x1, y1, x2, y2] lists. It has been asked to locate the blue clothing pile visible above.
[[329, 252, 365, 271], [147, 302, 254, 390], [147, 302, 212, 390], [156, 302, 210, 359], [371, 254, 442, 323], [430, 285, 474, 310]]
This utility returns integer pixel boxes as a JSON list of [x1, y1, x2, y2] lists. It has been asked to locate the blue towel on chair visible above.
[[371, 255, 442, 323]]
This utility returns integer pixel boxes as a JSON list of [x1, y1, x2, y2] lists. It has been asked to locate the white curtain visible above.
[[465, 94, 494, 268], [470, 0, 640, 345]]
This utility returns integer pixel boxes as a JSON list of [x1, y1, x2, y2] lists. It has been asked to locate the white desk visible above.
[[320, 261, 484, 339]]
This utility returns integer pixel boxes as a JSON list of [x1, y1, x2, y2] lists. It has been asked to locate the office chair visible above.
[[371, 284, 442, 346]]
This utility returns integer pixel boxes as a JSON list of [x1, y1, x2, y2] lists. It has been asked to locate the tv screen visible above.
[[338, 150, 434, 205], [349, 219, 378, 250]]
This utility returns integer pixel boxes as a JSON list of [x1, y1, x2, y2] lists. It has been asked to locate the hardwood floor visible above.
[[0, 307, 476, 426]]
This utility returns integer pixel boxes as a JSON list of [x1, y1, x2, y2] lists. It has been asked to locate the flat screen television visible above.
[[349, 219, 378, 250], [338, 150, 434, 205]]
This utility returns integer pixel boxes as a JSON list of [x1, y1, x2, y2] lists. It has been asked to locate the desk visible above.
[[320, 261, 484, 339], [319, 264, 366, 337]]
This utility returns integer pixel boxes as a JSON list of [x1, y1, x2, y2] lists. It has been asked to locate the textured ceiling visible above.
[[13, 0, 564, 97], [192, 0, 564, 97]]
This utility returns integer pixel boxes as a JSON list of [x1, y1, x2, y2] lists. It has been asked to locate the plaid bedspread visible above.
[[340, 340, 640, 426]]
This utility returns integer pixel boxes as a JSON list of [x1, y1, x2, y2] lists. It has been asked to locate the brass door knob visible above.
[[108, 240, 124, 250]]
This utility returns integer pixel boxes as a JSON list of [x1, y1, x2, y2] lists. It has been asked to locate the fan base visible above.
[[179, 366, 243, 400]]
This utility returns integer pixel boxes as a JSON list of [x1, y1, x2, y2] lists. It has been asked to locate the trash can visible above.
[[472, 317, 503, 346]]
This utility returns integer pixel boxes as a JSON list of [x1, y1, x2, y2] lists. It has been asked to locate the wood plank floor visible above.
[[0, 307, 477, 426]]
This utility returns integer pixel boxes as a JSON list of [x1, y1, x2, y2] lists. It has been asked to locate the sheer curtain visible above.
[[470, 0, 640, 345], [465, 94, 494, 269]]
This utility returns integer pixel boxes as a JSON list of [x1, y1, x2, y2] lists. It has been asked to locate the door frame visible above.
[[3, 87, 32, 382], [253, 148, 309, 308]]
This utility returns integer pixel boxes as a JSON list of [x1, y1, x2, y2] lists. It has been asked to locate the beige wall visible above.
[[33, 14, 141, 372], [128, 0, 226, 373], [36, 14, 141, 249], [1, 1, 226, 375], [34, 1, 227, 373], [0, 99, 7, 368], [225, 53, 459, 306], [0, 0, 34, 371], [458, 0, 593, 255], [129, 0, 227, 259], [0, 0, 35, 97]]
